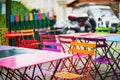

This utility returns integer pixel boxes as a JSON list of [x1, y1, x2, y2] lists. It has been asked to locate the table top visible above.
[[0, 46, 72, 69], [0, 46, 35, 58], [105, 35, 120, 42], [59, 33, 117, 38], [75, 33, 117, 39], [0, 45, 14, 50], [59, 33, 92, 37], [5, 32, 33, 38]]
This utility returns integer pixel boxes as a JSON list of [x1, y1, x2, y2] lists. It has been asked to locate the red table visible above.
[[5, 32, 34, 46]]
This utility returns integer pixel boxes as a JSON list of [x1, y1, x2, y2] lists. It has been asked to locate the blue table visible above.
[[105, 35, 120, 42]]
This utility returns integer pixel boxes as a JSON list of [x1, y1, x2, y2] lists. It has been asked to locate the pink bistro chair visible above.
[[33, 41, 63, 80], [42, 42, 62, 52]]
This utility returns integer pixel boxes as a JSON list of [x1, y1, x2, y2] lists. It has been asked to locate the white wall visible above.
[[13, 0, 73, 21]]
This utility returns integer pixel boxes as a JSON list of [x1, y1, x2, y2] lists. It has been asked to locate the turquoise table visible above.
[[0, 46, 28, 58]]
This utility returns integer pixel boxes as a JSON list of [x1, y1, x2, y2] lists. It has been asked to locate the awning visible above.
[[67, 0, 113, 7]]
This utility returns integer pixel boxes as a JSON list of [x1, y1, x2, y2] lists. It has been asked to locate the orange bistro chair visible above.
[[19, 29, 41, 48], [19, 29, 35, 40], [58, 35, 81, 72], [55, 42, 96, 80]]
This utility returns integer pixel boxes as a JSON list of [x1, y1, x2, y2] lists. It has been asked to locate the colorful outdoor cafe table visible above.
[[0, 45, 72, 80], [5, 32, 34, 46]]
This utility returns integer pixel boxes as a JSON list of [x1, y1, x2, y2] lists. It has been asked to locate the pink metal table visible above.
[[0, 46, 72, 80]]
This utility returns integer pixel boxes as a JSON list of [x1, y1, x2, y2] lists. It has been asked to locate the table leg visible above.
[[50, 59, 62, 80]]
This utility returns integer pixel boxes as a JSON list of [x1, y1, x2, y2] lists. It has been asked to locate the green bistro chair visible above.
[[95, 27, 110, 34], [114, 27, 120, 51], [116, 27, 120, 34]]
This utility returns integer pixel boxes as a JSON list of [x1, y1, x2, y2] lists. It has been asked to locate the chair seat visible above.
[[93, 56, 114, 64], [19, 39, 38, 49], [55, 72, 84, 79]]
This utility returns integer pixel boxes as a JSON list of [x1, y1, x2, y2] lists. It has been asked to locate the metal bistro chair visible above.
[[55, 42, 96, 80], [19, 29, 40, 48], [19, 39, 37, 49], [19, 29, 35, 40], [114, 27, 120, 51], [57, 35, 75, 53], [33, 41, 63, 80], [57, 35, 91, 76], [81, 37, 118, 80], [95, 27, 110, 34], [57, 35, 77, 72], [39, 34, 56, 49], [116, 27, 120, 34]]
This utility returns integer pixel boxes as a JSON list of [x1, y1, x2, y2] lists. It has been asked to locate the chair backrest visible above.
[[70, 42, 96, 55], [42, 42, 62, 52], [95, 27, 110, 34], [20, 39, 37, 49], [81, 38, 107, 57], [19, 29, 35, 39], [39, 34, 56, 44], [82, 38, 107, 48], [58, 35, 75, 53], [69, 42, 96, 79], [38, 29, 49, 35]]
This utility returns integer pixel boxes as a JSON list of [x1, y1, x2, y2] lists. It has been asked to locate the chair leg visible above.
[[92, 62, 104, 80]]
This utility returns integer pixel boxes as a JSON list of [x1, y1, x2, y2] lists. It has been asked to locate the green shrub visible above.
[[0, 14, 6, 28], [11, 1, 29, 15]]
